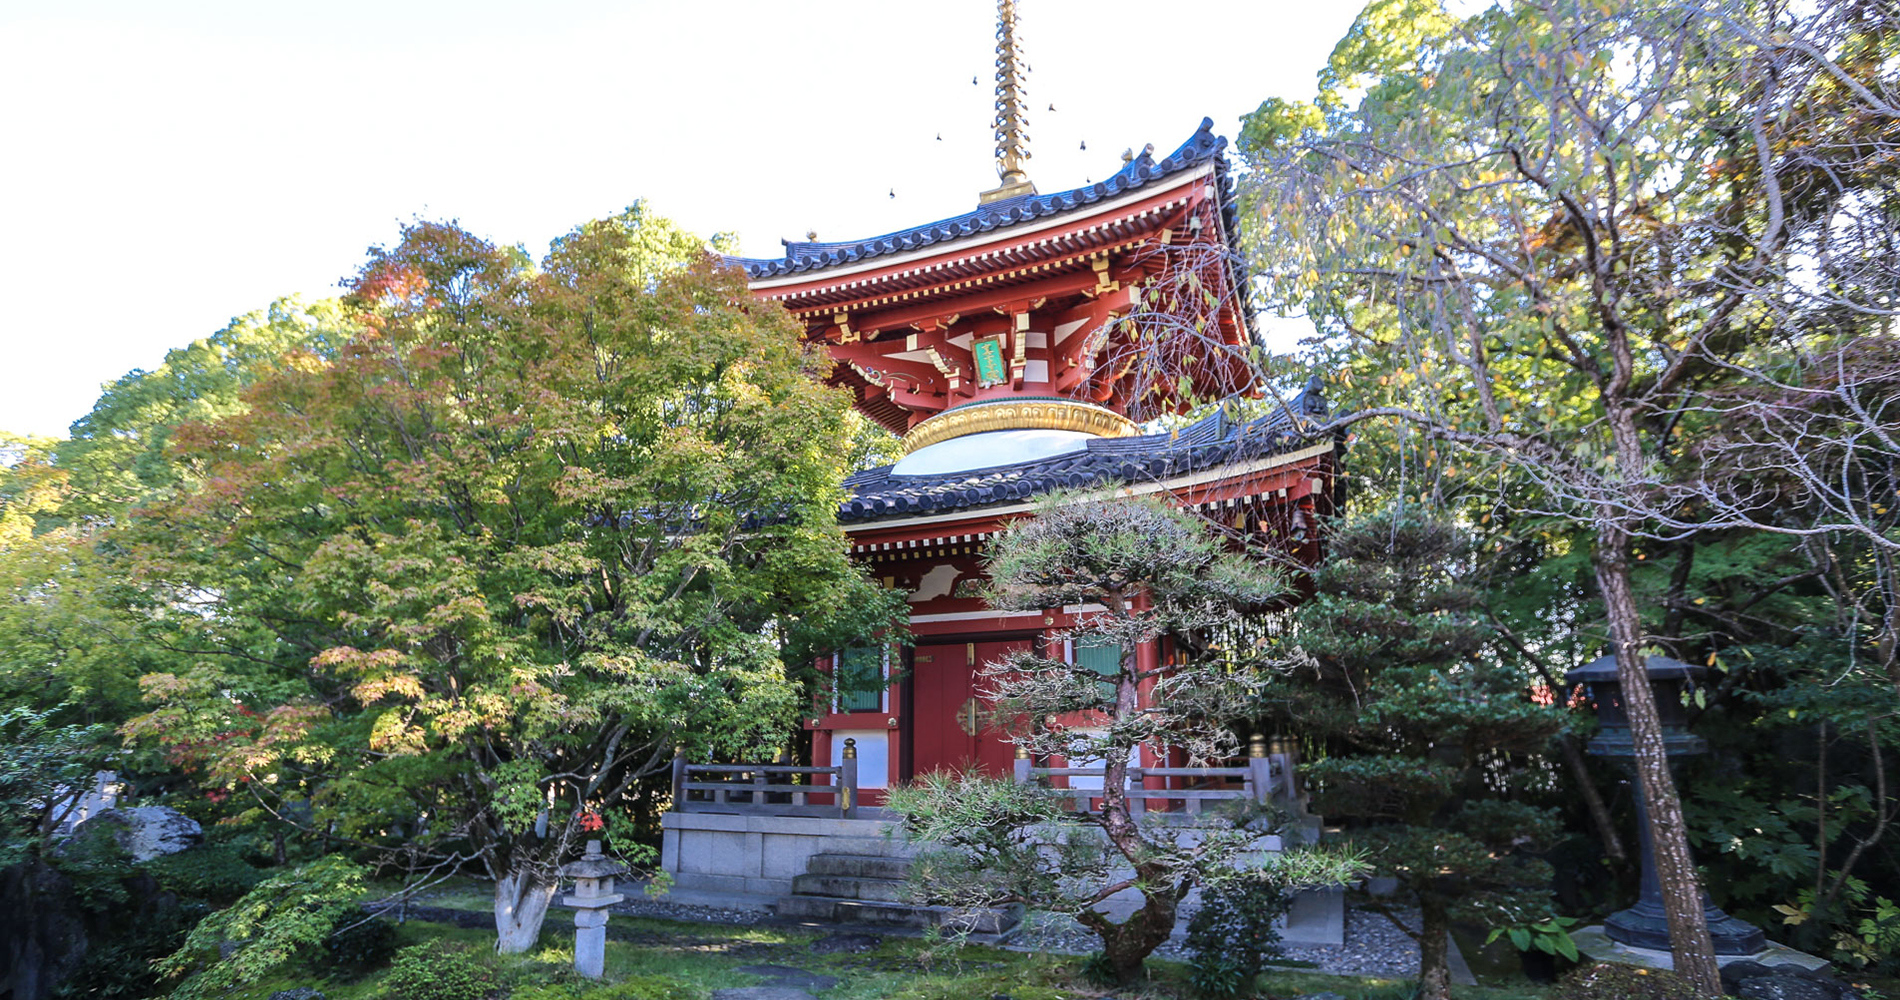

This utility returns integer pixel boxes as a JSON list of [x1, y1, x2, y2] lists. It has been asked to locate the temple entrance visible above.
[[908, 639, 1026, 779]]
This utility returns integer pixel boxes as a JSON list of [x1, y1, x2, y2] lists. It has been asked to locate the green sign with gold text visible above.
[[973, 336, 1007, 387]]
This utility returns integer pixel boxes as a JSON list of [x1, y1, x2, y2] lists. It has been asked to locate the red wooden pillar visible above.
[[1136, 637, 1170, 810]]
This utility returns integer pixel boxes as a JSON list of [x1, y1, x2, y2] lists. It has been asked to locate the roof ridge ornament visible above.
[[978, 0, 1036, 205]]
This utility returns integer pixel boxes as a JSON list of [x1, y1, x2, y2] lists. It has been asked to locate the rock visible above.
[[1737, 976, 1842, 1000], [72, 807, 202, 862], [1724, 960, 1779, 992], [268, 990, 327, 1000], [809, 932, 881, 954], [734, 964, 840, 991], [1301, 994, 1351, 1000], [709, 990, 817, 1000]]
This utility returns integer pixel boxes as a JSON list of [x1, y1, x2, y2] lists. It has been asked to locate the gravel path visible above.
[[1011, 904, 1421, 978]]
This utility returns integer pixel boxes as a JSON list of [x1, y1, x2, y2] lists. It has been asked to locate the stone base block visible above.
[[1572, 924, 1831, 973]]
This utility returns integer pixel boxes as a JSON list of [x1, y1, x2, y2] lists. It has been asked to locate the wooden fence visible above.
[[1011, 735, 1298, 817], [669, 738, 862, 819]]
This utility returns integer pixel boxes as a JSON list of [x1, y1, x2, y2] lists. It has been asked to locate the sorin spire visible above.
[[978, 0, 1037, 205]]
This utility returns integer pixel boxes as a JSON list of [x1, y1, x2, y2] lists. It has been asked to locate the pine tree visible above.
[[1283, 509, 1568, 1000]]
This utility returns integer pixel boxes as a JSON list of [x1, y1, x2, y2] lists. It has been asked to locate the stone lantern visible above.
[[559, 839, 627, 978], [1566, 653, 1765, 956]]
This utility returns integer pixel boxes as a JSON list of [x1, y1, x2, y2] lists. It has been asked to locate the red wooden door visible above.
[[910, 639, 1031, 779], [910, 642, 974, 778]]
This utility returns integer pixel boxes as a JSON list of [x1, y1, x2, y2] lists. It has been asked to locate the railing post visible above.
[[752, 766, 768, 806], [1013, 745, 1032, 785], [1126, 766, 1145, 818], [840, 738, 858, 820], [670, 750, 687, 808], [1248, 733, 1272, 805], [1270, 734, 1300, 813]]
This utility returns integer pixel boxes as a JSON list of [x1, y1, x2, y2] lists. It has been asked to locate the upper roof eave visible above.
[[726, 117, 1233, 285]]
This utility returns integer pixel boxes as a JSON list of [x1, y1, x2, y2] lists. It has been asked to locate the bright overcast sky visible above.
[[0, 0, 1360, 439]]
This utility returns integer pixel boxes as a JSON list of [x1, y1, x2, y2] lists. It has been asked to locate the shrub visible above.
[[377, 943, 491, 1000], [1185, 874, 1292, 994], [322, 915, 398, 976], [1186, 953, 1249, 998], [1552, 962, 1702, 1000], [578, 978, 695, 1000], [144, 846, 264, 903]]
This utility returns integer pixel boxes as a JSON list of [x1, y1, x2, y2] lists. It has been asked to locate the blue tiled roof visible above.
[[729, 118, 1233, 280], [839, 379, 1328, 524]]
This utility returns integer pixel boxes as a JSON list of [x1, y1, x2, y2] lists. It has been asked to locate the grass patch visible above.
[[215, 910, 1558, 1000]]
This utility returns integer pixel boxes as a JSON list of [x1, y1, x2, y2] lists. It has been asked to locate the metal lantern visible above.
[[559, 840, 627, 977], [1566, 653, 1765, 955]]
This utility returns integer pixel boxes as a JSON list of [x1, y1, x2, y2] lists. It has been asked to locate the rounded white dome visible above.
[[891, 428, 1094, 477]]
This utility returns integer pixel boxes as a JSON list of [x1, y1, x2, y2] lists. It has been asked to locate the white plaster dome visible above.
[[891, 427, 1096, 476]]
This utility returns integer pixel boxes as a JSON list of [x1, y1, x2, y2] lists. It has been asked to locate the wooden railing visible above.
[[1011, 735, 1300, 818], [669, 739, 862, 819]]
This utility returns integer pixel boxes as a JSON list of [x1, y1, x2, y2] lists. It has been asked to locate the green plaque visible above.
[[973, 336, 1007, 387]]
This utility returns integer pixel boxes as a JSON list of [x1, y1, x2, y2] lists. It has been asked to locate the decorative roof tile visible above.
[[728, 118, 1232, 280]]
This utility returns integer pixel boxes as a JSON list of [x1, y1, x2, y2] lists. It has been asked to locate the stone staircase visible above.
[[774, 853, 1021, 944]]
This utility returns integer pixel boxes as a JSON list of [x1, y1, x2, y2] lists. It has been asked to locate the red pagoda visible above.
[[724, 0, 1337, 802]]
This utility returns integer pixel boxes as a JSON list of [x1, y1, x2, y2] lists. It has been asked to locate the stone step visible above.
[[801, 853, 913, 881], [790, 873, 908, 903]]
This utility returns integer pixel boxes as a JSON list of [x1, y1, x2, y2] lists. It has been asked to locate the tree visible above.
[[124, 208, 897, 951], [1239, 1, 1898, 991], [886, 494, 1361, 985], [1281, 508, 1568, 1000]]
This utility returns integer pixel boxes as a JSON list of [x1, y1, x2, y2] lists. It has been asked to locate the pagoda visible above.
[[725, 0, 1337, 799]]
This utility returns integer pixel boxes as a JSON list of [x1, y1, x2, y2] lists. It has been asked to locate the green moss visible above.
[[203, 912, 1562, 1000]]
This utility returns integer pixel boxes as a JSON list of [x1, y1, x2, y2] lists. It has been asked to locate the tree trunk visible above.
[[1594, 529, 1722, 997], [1416, 891, 1453, 1000], [1084, 892, 1178, 986], [494, 867, 558, 954]]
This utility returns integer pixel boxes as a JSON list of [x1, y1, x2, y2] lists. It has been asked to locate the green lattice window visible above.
[[836, 646, 886, 713], [1076, 642, 1122, 678]]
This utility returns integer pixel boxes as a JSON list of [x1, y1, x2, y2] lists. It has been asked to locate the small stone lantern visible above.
[[559, 840, 627, 978], [1566, 653, 1764, 955]]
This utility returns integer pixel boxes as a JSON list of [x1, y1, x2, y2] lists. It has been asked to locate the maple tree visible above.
[[123, 207, 898, 951]]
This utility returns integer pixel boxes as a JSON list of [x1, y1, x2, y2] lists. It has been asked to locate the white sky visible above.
[[0, 0, 1357, 439]]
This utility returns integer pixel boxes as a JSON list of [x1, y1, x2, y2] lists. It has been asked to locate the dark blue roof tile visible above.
[[838, 380, 1328, 525], [728, 118, 1231, 280]]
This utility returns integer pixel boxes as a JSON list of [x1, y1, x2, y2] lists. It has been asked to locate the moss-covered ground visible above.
[[227, 903, 1563, 1000]]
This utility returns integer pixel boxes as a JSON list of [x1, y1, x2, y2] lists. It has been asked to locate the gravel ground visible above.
[[1011, 904, 1421, 978], [608, 895, 770, 926]]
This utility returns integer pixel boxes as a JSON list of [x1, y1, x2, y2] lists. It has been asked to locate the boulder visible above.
[[1737, 978, 1839, 1000], [268, 989, 327, 1000], [1729, 963, 1864, 1000], [72, 807, 202, 862]]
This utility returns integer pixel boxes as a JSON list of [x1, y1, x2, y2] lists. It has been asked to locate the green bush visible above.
[[1185, 953, 1249, 998], [1552, 962, 1702, 1000], [1185, 874, 1291, 993], [377, 943, 491, 1000], [322, 915, 398, 976], [578, 977, 695, 1000], [144, 846, 264, 903]]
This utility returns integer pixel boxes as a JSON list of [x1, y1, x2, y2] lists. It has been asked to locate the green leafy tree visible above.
[[887, 494, 1362, 985], [124, 208, 896, 951], [1281, 509, 1567, 999], [1239, 1, 1899, 991]]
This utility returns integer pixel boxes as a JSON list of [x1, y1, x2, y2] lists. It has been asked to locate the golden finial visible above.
[[978, 0, 1036, 205]]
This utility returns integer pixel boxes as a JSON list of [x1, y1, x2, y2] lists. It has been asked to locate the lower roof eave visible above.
[[841, 438, 1335, 541]]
